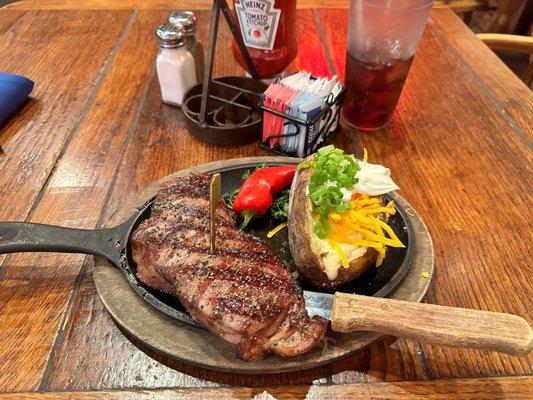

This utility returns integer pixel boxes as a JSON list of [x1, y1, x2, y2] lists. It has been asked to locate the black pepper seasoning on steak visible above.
[[131, 174, 327, 360]]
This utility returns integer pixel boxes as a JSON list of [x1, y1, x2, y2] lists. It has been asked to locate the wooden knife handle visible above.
[[331, 292, 532, 356]]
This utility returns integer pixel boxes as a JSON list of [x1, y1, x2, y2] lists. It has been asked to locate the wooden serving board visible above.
[[93, 157, 434, 373]]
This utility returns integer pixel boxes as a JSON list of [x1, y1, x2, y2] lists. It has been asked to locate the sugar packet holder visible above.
[[258, 77, 345, 158]]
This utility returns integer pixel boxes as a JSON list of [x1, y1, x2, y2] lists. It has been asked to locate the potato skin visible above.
[[288, 166, 377, 289]]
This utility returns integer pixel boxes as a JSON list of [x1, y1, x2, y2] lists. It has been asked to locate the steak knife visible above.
[[304, 291, 532, 356]]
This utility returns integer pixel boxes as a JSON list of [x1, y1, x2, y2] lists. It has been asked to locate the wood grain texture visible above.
[[0, 9, 130, 221], [315, 8, 347, 81], [1, 376, 532, 399], [0, 8, 126, 279], [430, 8, 533, 133], [332, 293, 532, 355], [317, 5, 533, 129], [2, 0, 492, 11], [0, 9, 132, 392], [320, 7, 533, 379], [47, 270, 424, 388], [320, 331, 428, 384], [286, 9, 332, 78], [0, 8, 164, 392], [0, 8, 24, 34], [2, 0, 352, 10]]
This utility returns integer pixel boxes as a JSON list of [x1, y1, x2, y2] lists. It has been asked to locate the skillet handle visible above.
[[0, 222, 126, 266], [331, 292, 533, 356]]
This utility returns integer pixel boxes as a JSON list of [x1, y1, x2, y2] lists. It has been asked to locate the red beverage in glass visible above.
[[342, 0, 433, 131], [343, 52, 414, 131]]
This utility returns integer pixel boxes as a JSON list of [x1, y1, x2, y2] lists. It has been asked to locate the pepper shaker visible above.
[[168, 11, 205, 83], [155, 23, 197, 107]]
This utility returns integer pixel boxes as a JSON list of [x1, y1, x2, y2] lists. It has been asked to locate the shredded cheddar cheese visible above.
[[329, 212, 341, 221], [327, 194, 404, 268], [267, 222, 287, 238], [328, 239, 350, 268]]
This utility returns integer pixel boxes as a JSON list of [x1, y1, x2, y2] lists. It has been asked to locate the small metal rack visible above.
[[258, 85, 346, 157], [182, 76, 266, 146]]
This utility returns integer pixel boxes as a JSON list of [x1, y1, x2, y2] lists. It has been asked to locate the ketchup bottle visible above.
[[232, 0, 297, 79]]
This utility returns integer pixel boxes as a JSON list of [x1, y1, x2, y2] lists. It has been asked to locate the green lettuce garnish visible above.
[[271, 189, 290, 221], [299, 145, 360, 239]]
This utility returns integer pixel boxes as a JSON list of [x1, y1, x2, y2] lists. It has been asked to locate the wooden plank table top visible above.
[[0, 2, 531, 399], [0, 0, 495, 12]]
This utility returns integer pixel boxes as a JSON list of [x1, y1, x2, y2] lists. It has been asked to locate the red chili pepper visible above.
[[232, 165, 296, 229]]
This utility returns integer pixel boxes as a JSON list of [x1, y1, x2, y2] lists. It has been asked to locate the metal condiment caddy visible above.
[[258, 84, 346, 157], [178, 0, 345, 156]]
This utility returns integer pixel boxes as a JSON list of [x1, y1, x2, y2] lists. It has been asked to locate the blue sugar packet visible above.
[[0, 72, 34, 125], [296, 92, 323, 157], [282, 92, 307, 153], [281, 91, 321, 156]]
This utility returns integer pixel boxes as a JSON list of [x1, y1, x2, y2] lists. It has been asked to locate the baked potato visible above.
[[288, 165, 379, 288]]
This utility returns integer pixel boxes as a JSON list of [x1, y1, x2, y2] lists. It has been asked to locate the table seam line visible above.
[[2, 7, 530, 390], [0, 9, 27, 35], [96, 65, 155, 230], [349, 129, 364, 159], [36, 261, 87, 392], [35, 10, 139, 391], [416, 341, 432, 380], [312, 8, 337, 77], [429, 20, 532, 148], [412, 298, 432, 380]]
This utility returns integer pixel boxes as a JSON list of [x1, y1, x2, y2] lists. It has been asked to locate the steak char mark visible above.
[[131, 174, 328, 360]]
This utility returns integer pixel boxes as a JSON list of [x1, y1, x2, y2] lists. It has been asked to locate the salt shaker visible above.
[[168, 11, 205, 83], [155, 23, 197, 107]]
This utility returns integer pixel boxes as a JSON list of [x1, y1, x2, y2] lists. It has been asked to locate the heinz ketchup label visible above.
[[235, 0, 281, 51]]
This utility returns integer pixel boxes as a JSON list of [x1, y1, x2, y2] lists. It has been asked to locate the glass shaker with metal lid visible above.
[[168, 10, 205, 83], [155, 23, 197, 107]]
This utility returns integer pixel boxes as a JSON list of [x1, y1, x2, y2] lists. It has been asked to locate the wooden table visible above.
[[0, 2, 531, 399]]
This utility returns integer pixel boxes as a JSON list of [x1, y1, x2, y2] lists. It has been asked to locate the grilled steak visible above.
[[131, 174, 328, 360]]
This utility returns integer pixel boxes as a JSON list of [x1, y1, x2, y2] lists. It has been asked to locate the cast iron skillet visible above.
[[0, 161, 414, 325]]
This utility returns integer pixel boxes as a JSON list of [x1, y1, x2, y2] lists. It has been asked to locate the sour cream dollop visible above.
[[352, 161, 399, 196]]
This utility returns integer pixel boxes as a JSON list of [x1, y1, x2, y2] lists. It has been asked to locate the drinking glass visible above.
[[342, 0, 434, 131]]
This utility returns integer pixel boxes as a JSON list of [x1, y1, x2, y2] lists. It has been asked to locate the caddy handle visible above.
[[331, 292, 532, 356]]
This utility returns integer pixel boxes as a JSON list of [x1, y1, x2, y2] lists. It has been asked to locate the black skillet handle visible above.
[[0, 222, 127, 267]]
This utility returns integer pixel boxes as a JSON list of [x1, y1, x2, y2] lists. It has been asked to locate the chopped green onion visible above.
[[298, 146, 360, 239]]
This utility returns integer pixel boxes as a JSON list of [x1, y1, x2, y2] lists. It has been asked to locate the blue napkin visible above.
[[0, 72, 34, 125]]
